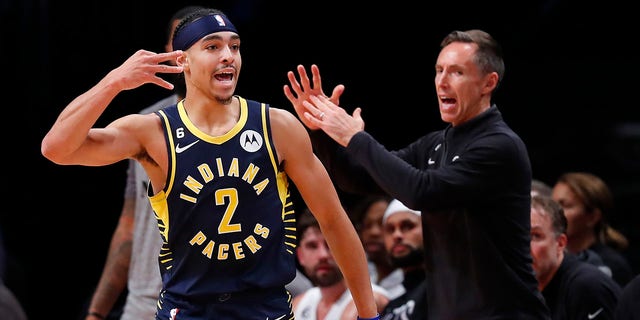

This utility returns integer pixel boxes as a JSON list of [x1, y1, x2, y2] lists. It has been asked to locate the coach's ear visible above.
[[482, 71, 498, 94]]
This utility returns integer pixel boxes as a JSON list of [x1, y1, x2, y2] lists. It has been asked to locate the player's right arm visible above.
[[41, 50, 183, 166]]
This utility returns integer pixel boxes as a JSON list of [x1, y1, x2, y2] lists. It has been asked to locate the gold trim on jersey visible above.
[[177, 98, 248, 144]]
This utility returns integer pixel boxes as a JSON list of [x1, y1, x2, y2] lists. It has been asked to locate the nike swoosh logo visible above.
[[175, 140, 199, 153], [588, 307, 603, 319], [428, 158, 435, 165]]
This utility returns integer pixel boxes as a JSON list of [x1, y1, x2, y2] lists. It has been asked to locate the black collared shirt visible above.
[[312, 105, 550, 319], [543, 253, 622, 320]]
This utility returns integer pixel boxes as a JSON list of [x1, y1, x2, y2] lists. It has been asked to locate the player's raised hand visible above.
[[105, 49, 184, 92]]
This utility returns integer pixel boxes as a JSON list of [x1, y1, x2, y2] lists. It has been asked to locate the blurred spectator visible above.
[[552, 172, 634, 287], [533, 179, 611, 277], [380, 199, 428, 320], [615, 274, 640, 320], [293, 208, 389, 319], [351, 195, 404, 299], [530, 195, 621, 320]]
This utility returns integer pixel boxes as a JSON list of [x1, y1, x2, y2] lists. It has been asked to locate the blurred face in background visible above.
[[297, 226, 343, 287], [360, 199, 390, 262], [551, 182, 597, 251], [530, 205, 566, 290], [383, 211, 424, 268]]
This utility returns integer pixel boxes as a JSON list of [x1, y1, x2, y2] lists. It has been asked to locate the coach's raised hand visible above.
[[284, 64, 344, 130]]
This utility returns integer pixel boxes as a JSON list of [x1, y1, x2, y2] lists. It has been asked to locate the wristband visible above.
[[357, 314, 380, 320], [87, 311, 105, 319]]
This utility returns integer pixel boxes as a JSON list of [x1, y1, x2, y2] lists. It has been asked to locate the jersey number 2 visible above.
[[216, 188, 241, 234]]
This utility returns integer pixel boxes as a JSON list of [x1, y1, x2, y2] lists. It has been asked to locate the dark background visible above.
[[2, 0, 639, 319]]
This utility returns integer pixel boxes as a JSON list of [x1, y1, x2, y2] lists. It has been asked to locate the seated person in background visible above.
[[293, 208, 389, 320], [351, 195, 404, 299], [552, 172, 634, 287], [530, 195, 621, 320], [615, 274, 640, 320], [532, 179, 611, 277], [379, 199, 428, 320]]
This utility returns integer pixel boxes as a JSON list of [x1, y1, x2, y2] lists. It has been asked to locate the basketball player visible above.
[[41, 7, 379, 320]]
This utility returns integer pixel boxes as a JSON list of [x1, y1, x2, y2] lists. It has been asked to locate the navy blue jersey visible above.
[[150, 96, 297, 302]]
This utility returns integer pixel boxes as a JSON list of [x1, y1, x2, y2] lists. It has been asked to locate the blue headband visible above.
[[172, 14, 238, 51]]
